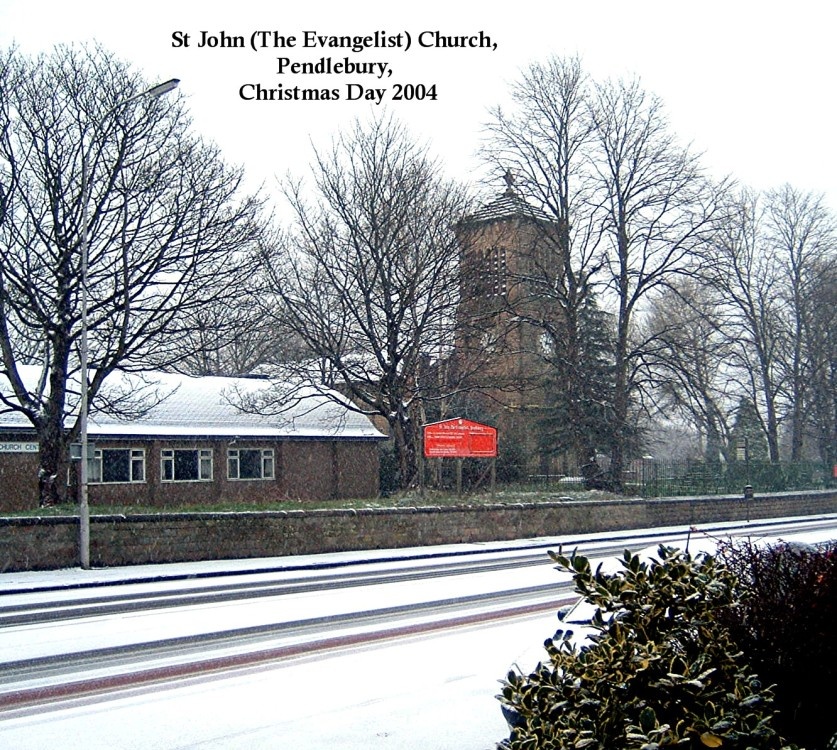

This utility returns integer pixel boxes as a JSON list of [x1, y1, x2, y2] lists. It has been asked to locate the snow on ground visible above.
[[0, 610, 555, 750], [0, 516, 835, 750]]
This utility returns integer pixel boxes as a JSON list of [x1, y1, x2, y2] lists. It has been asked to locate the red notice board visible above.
[[423, 418, 497, 458]]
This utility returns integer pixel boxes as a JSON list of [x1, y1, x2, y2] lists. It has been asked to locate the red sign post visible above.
[[423, 418, 498, 495], [423, 418, 498, 458]]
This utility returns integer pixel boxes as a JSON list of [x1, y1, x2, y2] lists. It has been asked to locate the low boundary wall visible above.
[[2, 489, 837, 572]]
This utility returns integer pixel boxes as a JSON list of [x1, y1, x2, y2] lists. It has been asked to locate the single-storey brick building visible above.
[[0, 367, 386, 511]]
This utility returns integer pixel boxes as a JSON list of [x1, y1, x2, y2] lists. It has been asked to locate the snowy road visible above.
[[1, 514, 835, 749], [0, 610, 552, 750]]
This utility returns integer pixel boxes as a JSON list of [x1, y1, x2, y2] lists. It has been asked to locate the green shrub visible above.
[[378, 442, 399, 495], [498, 546, 799, 749]]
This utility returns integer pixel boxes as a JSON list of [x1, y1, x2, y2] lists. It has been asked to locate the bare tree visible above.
[[764, 184, 835, 460], [173, 295, 284, 377], [805, 258, 837, 466], [706, 189, 785, 462], [644, 279, 736, 462], [587, 76, 727, 487], [172, 242, 304, 378], [484, 61, 729, 486], [482, 56, 612, 467], [0, 48, 16, 242], [0, 45, 265, 505], [705, 186, 835, 462], [261, 115, 471, 488], [483, 56, 832, 482], [484, 56, 598, 277]]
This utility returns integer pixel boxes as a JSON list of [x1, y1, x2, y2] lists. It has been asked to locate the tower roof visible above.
[[464, 174, 553, 225]]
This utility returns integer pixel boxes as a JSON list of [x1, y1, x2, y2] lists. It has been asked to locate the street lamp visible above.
[[78, 78, 179, 569]]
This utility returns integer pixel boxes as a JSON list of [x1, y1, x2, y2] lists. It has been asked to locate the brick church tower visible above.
[[454, 174, 565, 473]]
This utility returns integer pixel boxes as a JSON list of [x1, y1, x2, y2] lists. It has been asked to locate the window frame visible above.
[[89, 448, 146, 485], [227, 447, 275, 481], [160, 448, 214, 483]]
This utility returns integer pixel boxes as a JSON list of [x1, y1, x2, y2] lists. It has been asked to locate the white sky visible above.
[[2, 0, 835, 210]]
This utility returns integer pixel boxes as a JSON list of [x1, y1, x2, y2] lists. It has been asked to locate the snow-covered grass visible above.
[[4, 487, 619, 516]]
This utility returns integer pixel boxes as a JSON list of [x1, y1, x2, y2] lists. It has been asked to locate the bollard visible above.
[[743, 484, 753, 523]]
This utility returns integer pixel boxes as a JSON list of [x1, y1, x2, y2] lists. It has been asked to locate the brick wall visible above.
[[2, 489, 836, 572]]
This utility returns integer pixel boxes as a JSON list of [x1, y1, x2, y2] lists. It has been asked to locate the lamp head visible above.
[[146, 78, 180, 99]]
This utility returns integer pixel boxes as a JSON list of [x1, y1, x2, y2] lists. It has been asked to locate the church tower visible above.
[[454, 174, 565, 473]]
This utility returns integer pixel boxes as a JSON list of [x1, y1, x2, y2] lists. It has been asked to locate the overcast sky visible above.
[[2, 0, 835, 210]]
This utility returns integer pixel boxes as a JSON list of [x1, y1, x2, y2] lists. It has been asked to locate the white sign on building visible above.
[[0, 442, 39, 453]]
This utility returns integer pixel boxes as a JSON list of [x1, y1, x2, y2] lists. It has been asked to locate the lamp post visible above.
[[78, 78, 179, 569]]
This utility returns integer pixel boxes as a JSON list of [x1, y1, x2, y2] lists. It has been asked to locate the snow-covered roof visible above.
[[0, 366, 385, 441]]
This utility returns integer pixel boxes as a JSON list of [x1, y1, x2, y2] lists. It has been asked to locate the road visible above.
[[1, 514, 835, 749]]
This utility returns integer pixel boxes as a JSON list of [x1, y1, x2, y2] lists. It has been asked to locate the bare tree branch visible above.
[[0, 44, 268, 505]]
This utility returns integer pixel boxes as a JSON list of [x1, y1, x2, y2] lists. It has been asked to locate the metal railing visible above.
[[515, 460, 835, 498]]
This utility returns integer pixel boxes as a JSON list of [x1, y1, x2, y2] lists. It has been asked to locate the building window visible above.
[[228, 448, 275, 480], [161, 448, 213, 482], [89, 449, 146, 484]]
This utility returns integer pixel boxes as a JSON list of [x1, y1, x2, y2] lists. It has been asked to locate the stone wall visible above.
[[2, 489, 836, 572]]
